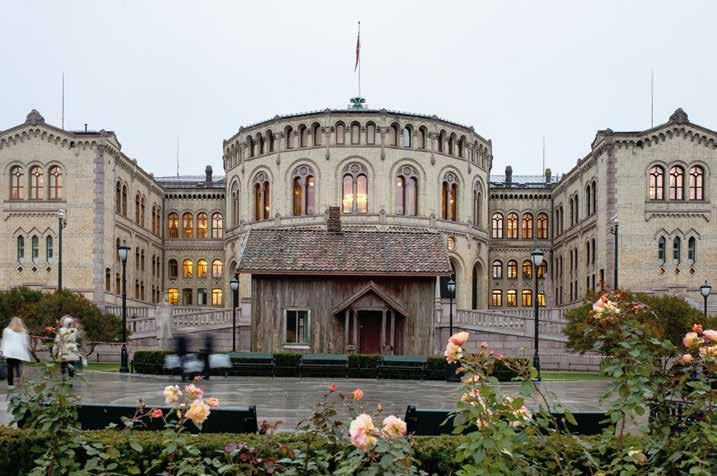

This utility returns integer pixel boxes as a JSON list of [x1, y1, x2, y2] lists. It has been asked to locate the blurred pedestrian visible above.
[[52, 315, 81, 378], [1, 317, 32, 389], [175, 335, 188, 382], [202, 334, 214, 380]]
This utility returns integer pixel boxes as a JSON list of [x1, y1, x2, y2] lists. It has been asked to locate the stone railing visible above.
[[127, 308, 235, 337], [454, 309, 567, 340], [486, 307, 565, 321], [106, 305, 215, 319]]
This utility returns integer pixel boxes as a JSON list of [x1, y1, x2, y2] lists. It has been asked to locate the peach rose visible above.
[[692, 324, 703, 333], [206, 397, 219, 408], [510, 405, 532, 427], [184, 384, 204, 400], [699, 345, 717, 358], [349, 414, 377, 451], [185, 399, 211, 427], [683, 332, 703, 349], [449, 331, 469, 346], [353, 388, 364, 401], [328, 384, 337, 393], [150, 408, 163, 419], [703, 329, 717, 343], [444, 342, 463, 364], [382, 415, 407, 438], [627, 448, 647, 465], [678, 354, 694, 365], [163, 385, 182, 404]]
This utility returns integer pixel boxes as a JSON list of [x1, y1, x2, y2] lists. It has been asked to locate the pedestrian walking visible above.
[[175, 335, 188, 382], [52, 315, 81, 378], [1, 317, 32, 389], [202, 334, 214, 380]]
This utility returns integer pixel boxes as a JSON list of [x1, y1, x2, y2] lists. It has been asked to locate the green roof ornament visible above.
[[349, 97, 366, 110]]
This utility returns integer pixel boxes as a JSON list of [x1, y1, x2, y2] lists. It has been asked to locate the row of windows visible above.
[[9, 165, 62, 200], [491, 259, 548, 279], [114, 240, 161, 280], [16, 236, 53, 262], [491, 289, 546, 307], [554, 179, 598, 237], [167, 288, 223, 306], [168, 259, 224, 280], [491, 212, 549, 239], [114, 181, 162, 235], [167, 212, 224, 240], [649, 165, 704, 200], [657, 236, 697, 262]]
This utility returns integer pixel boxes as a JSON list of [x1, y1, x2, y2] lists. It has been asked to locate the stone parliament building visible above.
[[1, 104, 715, 354]]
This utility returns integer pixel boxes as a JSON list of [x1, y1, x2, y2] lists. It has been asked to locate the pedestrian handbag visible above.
[[164, 354, 181, 369], [209, 353, 231, 369], [182, 354, 204, 374]]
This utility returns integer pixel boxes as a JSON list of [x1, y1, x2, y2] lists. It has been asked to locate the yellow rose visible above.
[[185, 399, 211, 428]]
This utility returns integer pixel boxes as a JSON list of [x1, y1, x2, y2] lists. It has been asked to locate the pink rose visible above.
[[353, 388, 364, 401], [703, 329, 717, 343], [349, 414, 377, 451], [692, 324, 703, 333], [382, 415, 407, 438], [449, 331, 469, 346], [205, 397, 219, 408], [150, 408, 163, 419], [184, 384, 204, 400], [683, 332, 703, 349], [678, 354, 694, 365], [328, 384, 337, 393], [444, 342, 462, 364]]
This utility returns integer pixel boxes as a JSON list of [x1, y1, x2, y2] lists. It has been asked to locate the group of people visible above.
[[1, 315, 82, 389]]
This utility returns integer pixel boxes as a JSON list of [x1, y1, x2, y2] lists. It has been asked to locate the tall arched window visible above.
[[402, 126, 412, 148], [448, 133, 456, 155], [537, 213, 548, 239], [49, 166, 62, 199], [197, 259, 208, 278], [168, 259, 178, 279], [458, 136, 465, 158], [182, 212, 194, 239], [673, 236, 681, 261], [335, 122, 345, 144], [182, 259, 193, 278], [492, 260, 503, 279], [389, 123, 400, 146], [247, 136, 255, 157], [473, 182, 483, 227], [366, 122, 376, 144], [212, 259, 223, 278], [522, 213, 533, 239], [437, 131, 446, 153], [586, 184, 592, 216], [211, 212, 223, 239], [253, 172, 271, 221], [257, 133, 265, 155], [285, 126, 294, 149], [522, 260, 532, 279], [440, 172, 458, 221], [151, 205, 157, 234], [350, 122, 361, 145], [10, 166, 24, 200], [230, 181, 240, 227], [658, 236, 666, 261], [115, 181, 121, 213], [267, 130, 275, 153], [342, 163, 368, 214], [649, 166, 664, 200], [31, 235, 39, 261], [17, 236, 24, 261], [292, 165, 316, 216], [134, 194, 141, 223], [197, 212, 208, 239], [506, 212, 518, 239], [574, 195, 579, 223], [168, 213, 179, 239], [669, 166, 684, 200], [122, 184, 128, 216], [537, 261, 547, 278], [312, 123, 322, 146], [298, 124, 309, 147], [689, 166, 704, 200], [140, 196, 146, 227], [29, 166, 44, 199], [46, 236, 54, 261], [492, 213, 503, 239], [418, 127, 427, 149], [507, 260, 518, 279], [395, 165, 418, 216], [591, 180, 597, 213], [688, 237, 696, 262], [568, 197, 574, 227]]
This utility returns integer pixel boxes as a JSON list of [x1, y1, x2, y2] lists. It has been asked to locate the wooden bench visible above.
[[229, 352, 275, 377], [299, 354, 349, 378], [378, 355, 427, 380]]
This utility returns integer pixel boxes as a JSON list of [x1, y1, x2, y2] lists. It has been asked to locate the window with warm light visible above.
[[342, 163, 368, 214], [212, 259, 223, 278], [49, 166, 62, 199], [440, 173, 458, 221], [506, 290, 517, 307], [522, 260, 532, 279], [168, 288, 179, 305], [521, 290, 532, 307], [182, 213, 193, 239], [669, 166, 684, 200], [537, 213, 548, 239], [292, 166, 316, 216], [491, 289, 503, 306], [211, 288, 223, 306], [182, 259, 193, 278], [168, 213, 179, 239], [211, 213, 223, 239], [507, 260, 518, 279], [689, 166, 704, 200], [29, 166, 44, 200], [253, 173, 271, 221], [522, 213, 533, 239], [537, 292, 546, 307], [197, 259, 208, 278], [492, 260, 502, 279], [506, 213, 518, 239], [537, 261, 547, 278], [10, 166, 24, 200], [197, 213, 208, 239]]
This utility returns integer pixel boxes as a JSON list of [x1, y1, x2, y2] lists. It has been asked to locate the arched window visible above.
[[168, 288, 179, 305], [569, 197, 574, 227], [402, 126, 412, 148], [458, 136, 465, 158], [115, 181, 121, 213], [292, 165, 316, 216], [448, 133, 456, 155], [335, 122, 345, 144], [591, 180, 597, 213], [298, 125, 309, 147], [673, 236, 681, 261], [134, 194, 141, 223], [366, 122, 376, 144], [212, 259, 223, 278], [182, 213, 194, 239], [46, 236, 54, 261], [350, 122, 361, 145], [17, 236, 24, 261], [669, 166, 684, 200], [389, 123, 400, 146], [140, 196, 146, 227], [507, 260, 518, 279], [537, 213, 548, 239], [492, 260, 503, 279], [247, 136, 255, 158], [285, 126, 294, 149], [586, 240, 591, 268], [49, 166, 62, 199], [473, 182, 483, 227], [537, 261, 547, 278], [267, 130, 274, 153], [10, 166, 24, 200], [658, 236, 665, 261], [253, 172, 271, 221], [491, 290, 503, 307], [418, 127, 427, 149], [257, 133, 264, 155], [395, 165, 418, 216], [312, 123, 322, 146], [440, 172, 458, 221], [29, 166, 44, 199], [437, 130, 446, 153], [168, 213, 179, 239], [197, 259, 208, 278], [688, 237, 696, 262], [506, 213, 518, 239], [506, 289, 518, 307], [574, 195, 579, 223], [342, 163, 368, 214], [586, 184, 592, 216], [151, 205, 156, 234], [197, 212, 208, 239], [689, 166, 704, 200], [230, 181, 240, 227], [521, 290, 533, 307], [522, 213, 533, 239], [122, 184, 128, 216], [182, 259, 193, 278], [522, 260, 532, 279], [31, 235, 39, 261], [168, 259, 178, 279], [211, 213, 223, 239], [492, 213, 504, 239], [649, 166, 664, 200]]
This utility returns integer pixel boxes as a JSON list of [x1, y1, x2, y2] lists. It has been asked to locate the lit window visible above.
[[182, 213, 193, 239], [441, 173, 458, 221], [10, 166, 24, 200], [197, 259, 208, 278], [491, 289, 503, 306], [507, 260, 518, 279], [212, 213, 224, 239], [522, 260, 532, 279], [669, 166, 684, 200], [212, 259, 223, 278], [211, 288, 223, 306], [183, 259, 193, 278], [689, 166, 704, 200], [537, 262, 547, 278], [537, 292, 546, 307], [492, 260, 503, 279], [253, 173, 271, 221], [342, 164, 368, 214], [506, 290, 517, 307], [492, 213, 503, 238], [197, 213, 208, 239], [292, 166, 316, 216], [522, 213, 533, 239], [168, 288, 179, 305], [537, 213, 548, 239], [521, 290, 532, 307], [49, 166, 62, 199], [285, 309, 310, 345], [506, 213, 518, 239]]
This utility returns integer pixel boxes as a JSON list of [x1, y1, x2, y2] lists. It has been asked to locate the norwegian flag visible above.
[[354, 23, 360, 72]]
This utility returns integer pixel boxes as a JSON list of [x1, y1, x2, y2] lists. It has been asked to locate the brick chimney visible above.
[[545, 167, 552, 184], [327, 206, 342, 233], [505, 165, 513, 187], [205, 165, 213, 183]]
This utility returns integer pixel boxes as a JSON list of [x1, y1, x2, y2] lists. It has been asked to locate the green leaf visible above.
[[129, 440, 143, 453]]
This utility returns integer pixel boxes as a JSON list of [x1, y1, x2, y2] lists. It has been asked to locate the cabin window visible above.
[[285, 309, 310, 345]]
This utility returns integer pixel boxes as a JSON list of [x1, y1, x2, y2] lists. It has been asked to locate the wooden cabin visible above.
[[238, 209, 451, 355]]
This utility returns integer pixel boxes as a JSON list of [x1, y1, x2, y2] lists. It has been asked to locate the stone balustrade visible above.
[[126, 308, 235, 338], [454, 309, 567, 340]]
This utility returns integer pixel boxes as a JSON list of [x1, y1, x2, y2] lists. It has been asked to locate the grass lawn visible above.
[[84, 362, 120, 372], [540, 371, 608, 381]]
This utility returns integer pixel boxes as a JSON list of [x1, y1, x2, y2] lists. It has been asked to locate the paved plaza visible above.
[[1, 371, 612, 430]]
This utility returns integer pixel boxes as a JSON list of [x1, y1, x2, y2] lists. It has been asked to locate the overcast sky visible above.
[[2, 1, 715, 178]]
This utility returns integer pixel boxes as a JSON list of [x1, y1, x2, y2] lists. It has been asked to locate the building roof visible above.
[[238, 229, 452, 276], [155, 175, 225, 189], [490, 175, 556, 188]]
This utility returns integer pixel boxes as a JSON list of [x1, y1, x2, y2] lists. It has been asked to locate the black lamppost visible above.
[[611, 216, 619, 289], [700, 281, 711, 319], [230, 275, 239, 352], [118, 244, 130, 373], [57, 209, 66, 290], [531, 248, 545, 381], [446, 277, 459, 381]]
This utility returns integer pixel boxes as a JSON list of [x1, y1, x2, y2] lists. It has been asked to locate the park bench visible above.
[[378, 355, 427, 380], [229, 352, 275, 377], [299, 354, 349, 378], [404, 405, 609, 436]]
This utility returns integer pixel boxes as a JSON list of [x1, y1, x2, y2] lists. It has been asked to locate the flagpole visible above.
[[358, 21, 361, 99]]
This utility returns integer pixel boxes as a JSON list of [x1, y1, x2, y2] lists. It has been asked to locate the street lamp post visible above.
[[446, 277, 459, 381], [57, 209, 66, 291], [531, 248, 545, 381], [230, 275, 239, 352], [611, 216, 619, 290], [118, 245, 130, 373], [700, 281, 711, 319]]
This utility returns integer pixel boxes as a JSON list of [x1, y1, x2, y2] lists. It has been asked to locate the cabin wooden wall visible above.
[[251, 275, 435, 355]]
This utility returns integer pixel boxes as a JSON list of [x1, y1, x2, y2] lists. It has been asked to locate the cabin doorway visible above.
[[357, 310, 382, 354]]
